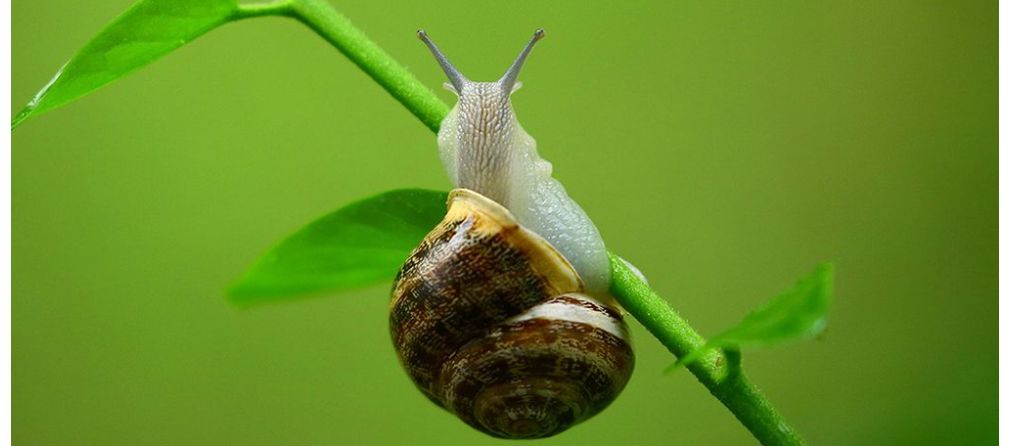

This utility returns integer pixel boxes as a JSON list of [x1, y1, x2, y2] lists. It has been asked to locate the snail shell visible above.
[[390, 189, 634, 439]]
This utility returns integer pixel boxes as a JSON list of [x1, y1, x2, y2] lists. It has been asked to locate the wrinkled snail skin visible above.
[[390, 30, 634, 439], [390, 190, 633, 438]]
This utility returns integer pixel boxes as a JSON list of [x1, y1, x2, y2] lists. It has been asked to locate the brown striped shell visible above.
[[390, 189, 634, 439]]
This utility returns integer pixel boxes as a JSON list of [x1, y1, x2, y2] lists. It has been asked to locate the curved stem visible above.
[[286, 0, 448, 132], [609, 255, 805, 446], [267, 1, 805, 444], [234, 1, 294, 20]]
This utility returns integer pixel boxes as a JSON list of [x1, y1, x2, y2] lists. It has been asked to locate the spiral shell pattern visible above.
[[390, 189, 633, 439]]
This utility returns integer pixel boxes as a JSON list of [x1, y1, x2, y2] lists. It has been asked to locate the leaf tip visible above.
[[812, 261, 835, 305], [224, 284, 253, 307], [223, 272, 270, 307], [815, 262, 834, 282], [11, 107, 32, 130]]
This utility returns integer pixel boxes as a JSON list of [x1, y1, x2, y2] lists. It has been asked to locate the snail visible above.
[[390, 30, 634, 439]]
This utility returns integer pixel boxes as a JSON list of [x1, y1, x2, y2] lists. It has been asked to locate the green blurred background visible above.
[[12, 1, 996, 444]]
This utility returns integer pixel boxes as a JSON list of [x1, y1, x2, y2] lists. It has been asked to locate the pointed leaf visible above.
[[229, 189, 448, 305], [13, 0, 239, 129], [673, 263, 834, 369]]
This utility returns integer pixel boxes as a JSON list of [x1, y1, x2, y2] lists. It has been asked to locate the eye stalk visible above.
[[418, 29, 545, 94], [498, 29, 545, 94], [417, 30, 469, 93]]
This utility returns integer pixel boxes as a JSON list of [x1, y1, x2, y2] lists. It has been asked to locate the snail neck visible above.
[[442, 83, 518, 205]]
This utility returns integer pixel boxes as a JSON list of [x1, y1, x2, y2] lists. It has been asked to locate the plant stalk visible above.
[[609, 255, 804, 445], [270, 1, 806, 444], [254, 0, 449, 132]]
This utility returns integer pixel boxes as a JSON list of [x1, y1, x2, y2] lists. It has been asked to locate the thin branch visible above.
[[234, 1, 294, 20], [287, 0, 448, 132], [609, 255, 805, 446]]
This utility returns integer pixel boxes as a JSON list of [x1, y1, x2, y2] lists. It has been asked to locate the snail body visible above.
[[427, 29, 611, 293], [390, 31, 633, 439]]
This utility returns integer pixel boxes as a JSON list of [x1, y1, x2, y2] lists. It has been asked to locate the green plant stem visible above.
[[266, 0, 448, 132], [234, 1, 293, 20], [609, 255, 804, 446], [271, 1, 805, 444]]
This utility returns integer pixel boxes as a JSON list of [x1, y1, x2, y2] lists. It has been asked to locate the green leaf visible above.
[[228, 189, 448, 305], [12, 0, 239, 129], [672, 263, 834, 369]]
